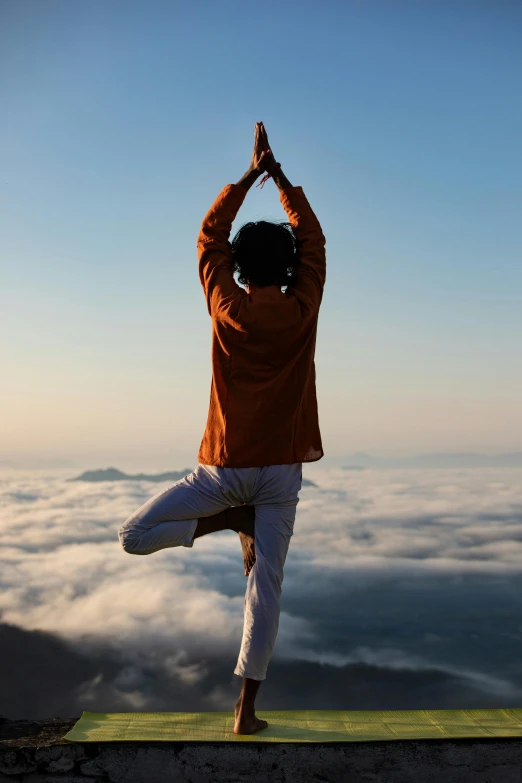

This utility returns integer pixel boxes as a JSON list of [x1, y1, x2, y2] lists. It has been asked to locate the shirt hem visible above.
[[197, 450, 324, 469]]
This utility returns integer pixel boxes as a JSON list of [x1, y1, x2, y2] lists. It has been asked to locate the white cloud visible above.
[[1, 465, 522, 696], [289, 466, 522, 574]]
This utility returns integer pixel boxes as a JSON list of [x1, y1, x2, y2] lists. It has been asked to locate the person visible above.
[[118, 122, 326, 734]]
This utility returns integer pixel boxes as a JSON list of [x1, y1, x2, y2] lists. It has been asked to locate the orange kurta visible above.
[[197, 183, 326, 468]]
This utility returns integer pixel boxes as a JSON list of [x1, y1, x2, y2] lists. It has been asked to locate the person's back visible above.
[[119, 123, 326, 736], [197, 130, 326, 468]]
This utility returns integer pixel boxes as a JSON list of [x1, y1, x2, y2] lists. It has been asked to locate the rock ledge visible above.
[[1, 717, 522, 782]]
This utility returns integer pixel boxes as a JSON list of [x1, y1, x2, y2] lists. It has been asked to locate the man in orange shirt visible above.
[[119, 123, 326, 734]]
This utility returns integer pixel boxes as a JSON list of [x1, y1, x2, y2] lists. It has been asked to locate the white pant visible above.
[[118, 462, 302, 681]]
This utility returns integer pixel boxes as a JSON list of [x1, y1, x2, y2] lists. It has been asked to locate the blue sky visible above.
[[1, 1, 521, 467]]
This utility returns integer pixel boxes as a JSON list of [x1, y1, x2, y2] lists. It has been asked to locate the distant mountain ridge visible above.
[[68, 468, 191, 483]]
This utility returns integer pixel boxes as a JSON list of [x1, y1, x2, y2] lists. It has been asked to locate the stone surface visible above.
[[1, 717, 522, 782]]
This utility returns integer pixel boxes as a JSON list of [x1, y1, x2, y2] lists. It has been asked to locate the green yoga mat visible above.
[[64, 708, 522, 743]]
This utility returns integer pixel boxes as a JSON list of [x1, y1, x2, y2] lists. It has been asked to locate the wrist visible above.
[[237, 167, 260, 191]]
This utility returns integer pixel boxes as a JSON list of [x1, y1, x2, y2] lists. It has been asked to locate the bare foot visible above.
[[238, 526, 256, 577], [233, 699, 268, 735], [228, 506, 256, 577]]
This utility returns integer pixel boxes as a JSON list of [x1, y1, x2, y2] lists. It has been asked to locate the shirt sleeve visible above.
[[198, 184, 247, 318], [280, 186, 326, 317]]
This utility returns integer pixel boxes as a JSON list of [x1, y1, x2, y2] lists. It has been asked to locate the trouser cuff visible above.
[[234, 668, 266, 681], [182, 518, 199, 548]]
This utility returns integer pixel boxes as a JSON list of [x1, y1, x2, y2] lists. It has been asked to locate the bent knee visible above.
[[119, 529, 144, 555]]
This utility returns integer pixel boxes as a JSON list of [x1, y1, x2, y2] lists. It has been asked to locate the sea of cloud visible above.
[[1, 465, 522, 718]]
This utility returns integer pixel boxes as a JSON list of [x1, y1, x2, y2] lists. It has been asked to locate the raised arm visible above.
[[197, 185, 246, 317], [198, 124, 270, 317], [280, 186, 326, 315]]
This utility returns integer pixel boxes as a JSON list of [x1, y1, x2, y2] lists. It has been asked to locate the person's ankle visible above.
[[225, 509, 239, 533], [236, 698, 255, 712], [228, 505, 255, 533], [237, 706, 255, 718], [227, 507, 245, 533]]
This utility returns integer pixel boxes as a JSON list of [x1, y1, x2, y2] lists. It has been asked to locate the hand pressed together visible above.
[[250, 122, 278, 175], [237, 122, 291, 191]]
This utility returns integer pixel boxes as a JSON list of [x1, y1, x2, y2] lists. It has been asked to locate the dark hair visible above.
[[231, 221, 299, 288]]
